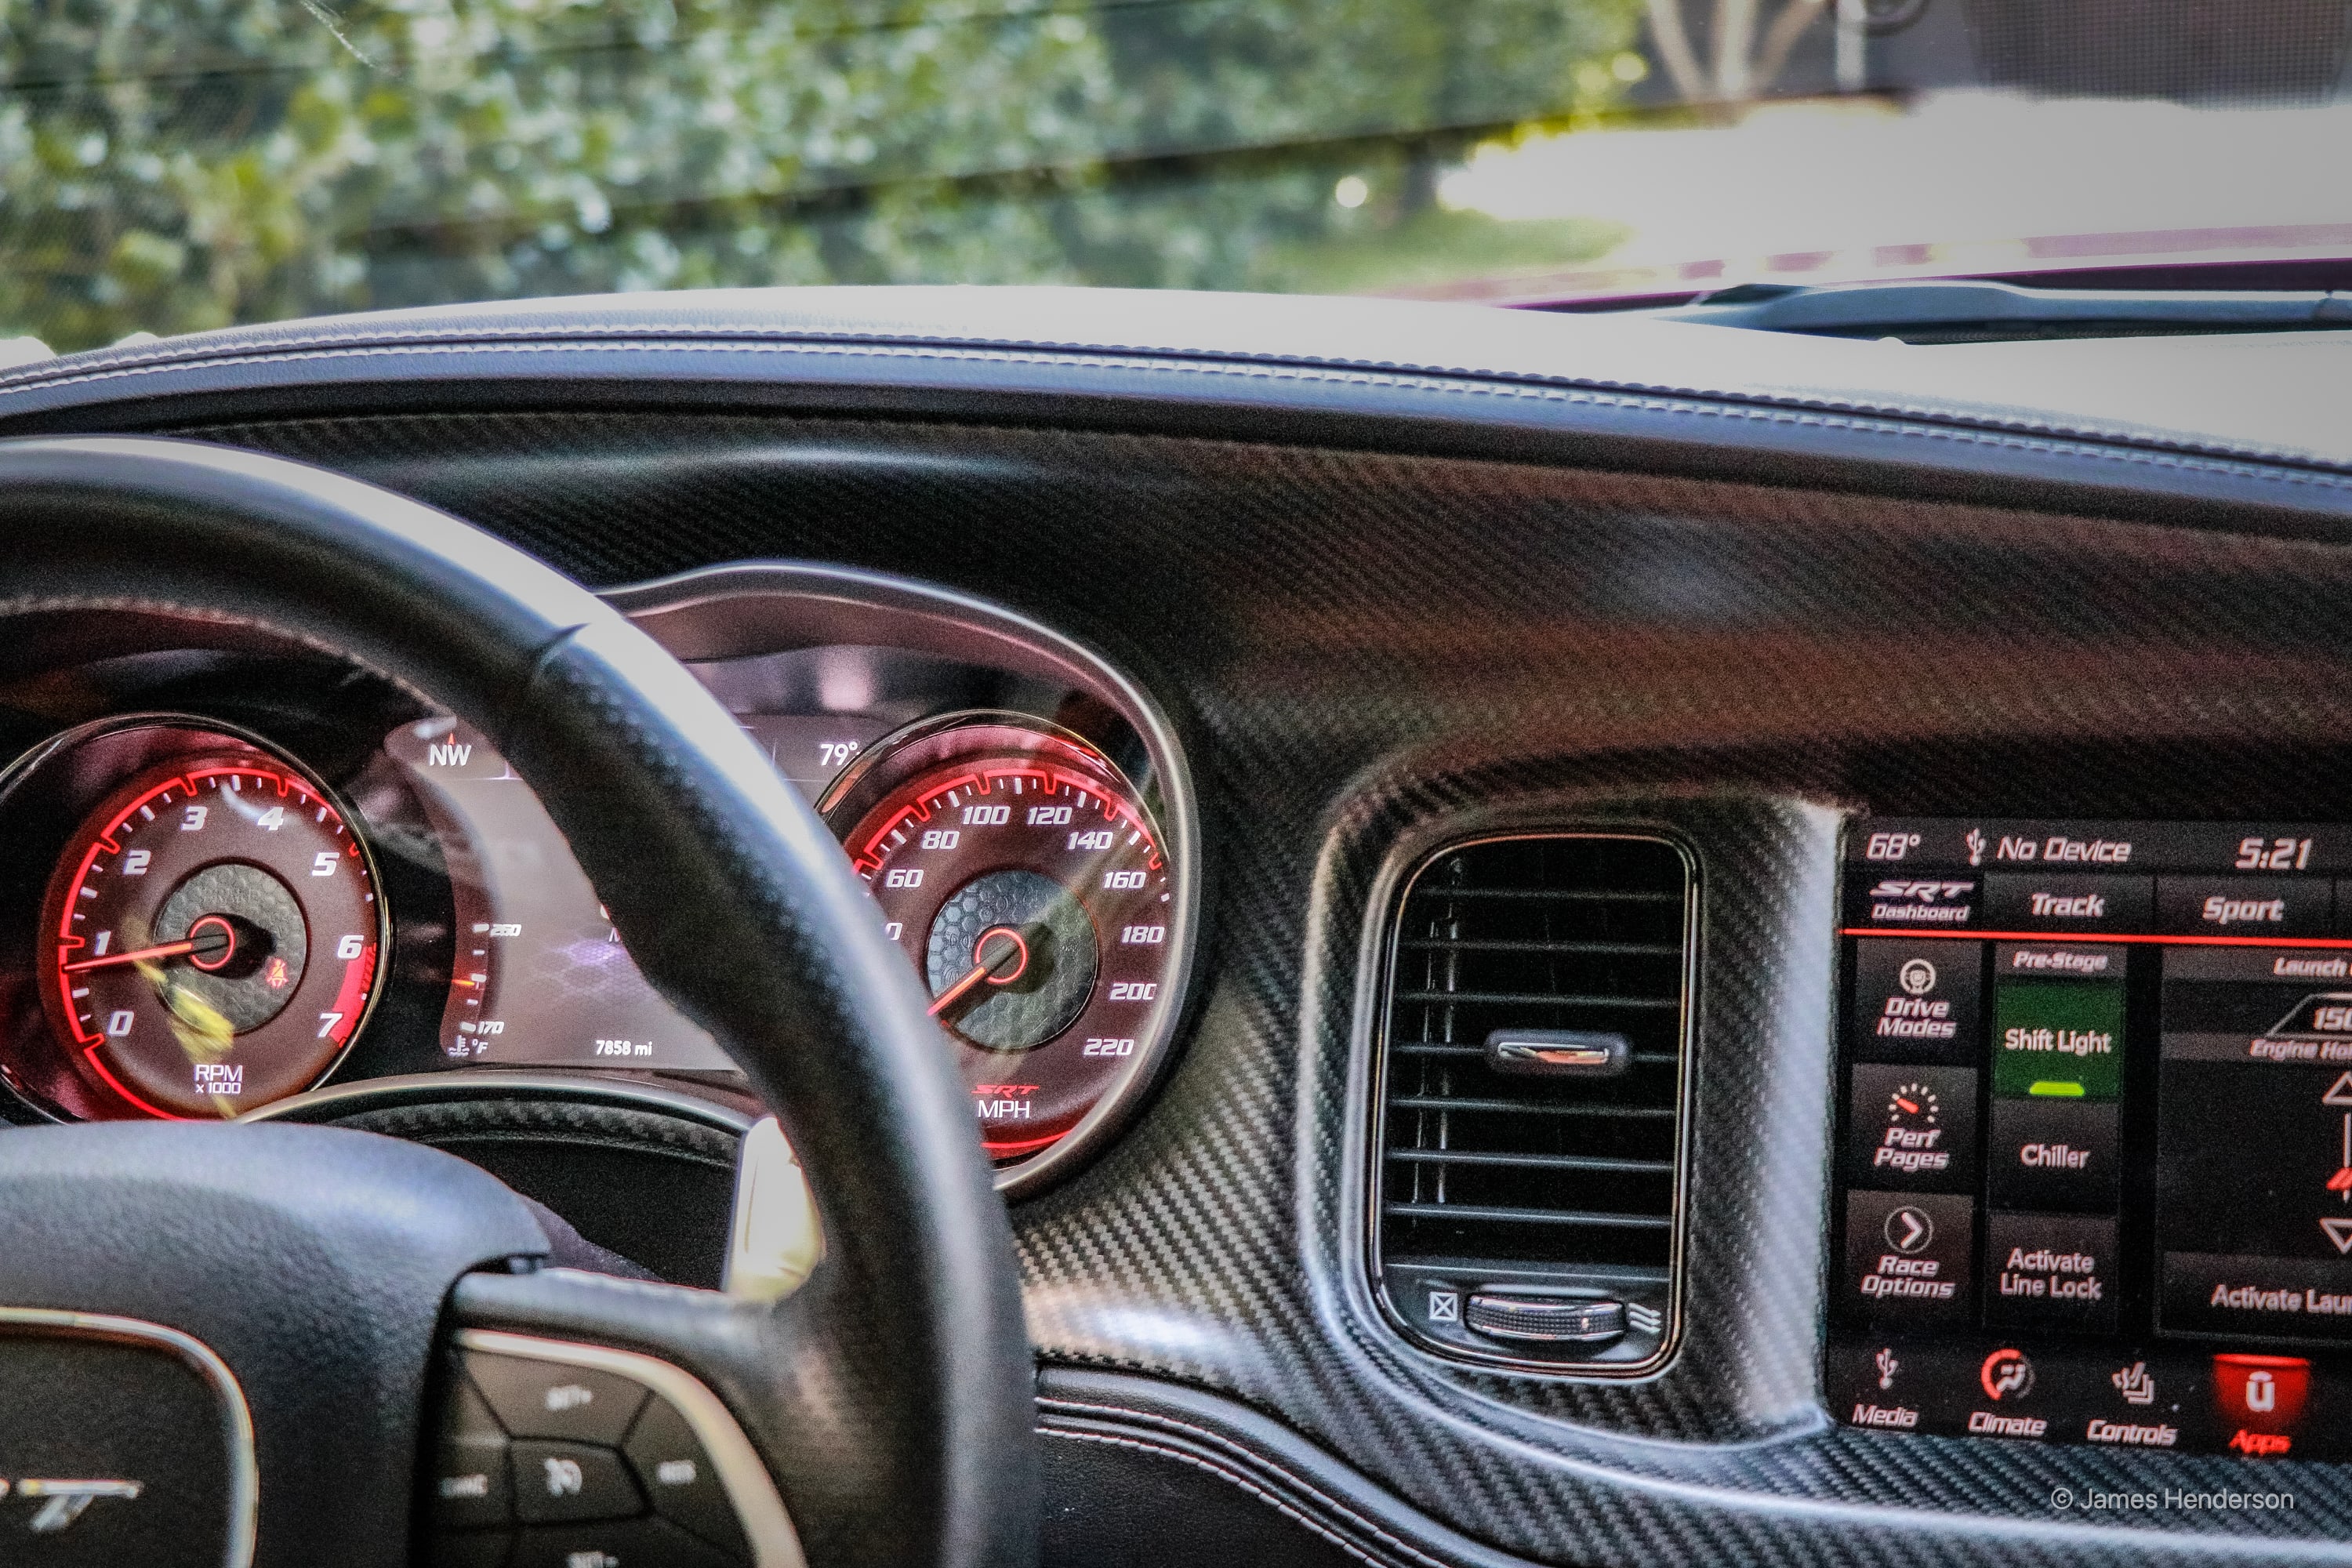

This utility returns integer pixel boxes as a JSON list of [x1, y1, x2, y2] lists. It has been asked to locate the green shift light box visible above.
[[1992, 979, 2125, 1100]]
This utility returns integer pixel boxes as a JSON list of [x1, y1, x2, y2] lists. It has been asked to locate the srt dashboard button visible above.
[[1986, 1098, 2121, 1211], [623, 1393, 753, 1560], [510, 1440, 644, 1525], [467, 1352, 649, 1445], [1844, 1190, 1973, 1324]]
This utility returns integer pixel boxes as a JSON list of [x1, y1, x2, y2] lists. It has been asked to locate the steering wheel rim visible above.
[[0, 434, 1036, 1568]]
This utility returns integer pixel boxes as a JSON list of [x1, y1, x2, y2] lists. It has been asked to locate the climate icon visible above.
[[1980, 1348, 2034, 1403]]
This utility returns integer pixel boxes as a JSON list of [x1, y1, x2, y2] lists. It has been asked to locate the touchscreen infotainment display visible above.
[[1831, 819, 2352, 1460]]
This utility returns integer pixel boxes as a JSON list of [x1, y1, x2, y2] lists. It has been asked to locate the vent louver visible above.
[[1372, 833, 1693, 1370]]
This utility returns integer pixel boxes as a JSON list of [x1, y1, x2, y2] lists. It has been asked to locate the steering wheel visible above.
[[0, 437, 1037, 1568]]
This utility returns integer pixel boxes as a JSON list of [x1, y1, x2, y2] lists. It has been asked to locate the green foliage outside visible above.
[[0, 0, 1645, 350]]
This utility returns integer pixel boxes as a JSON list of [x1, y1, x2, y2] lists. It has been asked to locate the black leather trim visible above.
[[0, 290, 2348, 546]]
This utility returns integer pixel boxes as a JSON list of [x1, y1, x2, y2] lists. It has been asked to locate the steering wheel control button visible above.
[[623, 1393, 752, 1559], [510, 1517, 739, 1568], [466, 1352, 649, 1445], [1846, 1064, 1978, 1192], [1849, 938, 1982, 1065], [432, 1380, 516, 1531], [510, 1441, 644, 1525], [1844, 1189, 1974, 1323]]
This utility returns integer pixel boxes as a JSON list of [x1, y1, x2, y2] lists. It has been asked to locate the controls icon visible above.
[[1874, 1347, 1899, 1391], [1426, 1288, 1460, 1324], [1625, 1301, 1663, 1334], [2111, 1362, 2155, 1406], [1883, 1205, 1935, 1255], [1980, 1348, 2034, 1402]]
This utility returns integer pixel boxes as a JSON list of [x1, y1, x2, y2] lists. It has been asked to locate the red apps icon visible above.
[[2212, 1353, 2308, 1456]]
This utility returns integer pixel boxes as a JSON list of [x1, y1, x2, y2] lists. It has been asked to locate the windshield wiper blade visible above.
[[1628, 278, 2352, 344]]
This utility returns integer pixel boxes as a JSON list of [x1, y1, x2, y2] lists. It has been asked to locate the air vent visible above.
[[1371, 833, 1693, 1371]]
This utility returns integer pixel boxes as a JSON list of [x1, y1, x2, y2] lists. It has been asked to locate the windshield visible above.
[[6, 0, 2350, 349]]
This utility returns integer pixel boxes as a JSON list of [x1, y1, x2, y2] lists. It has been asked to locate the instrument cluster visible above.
[[0, 566, 1201, 1196]]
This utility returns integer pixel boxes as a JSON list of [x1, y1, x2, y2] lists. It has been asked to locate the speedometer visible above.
[[827, 717, 1180, 1167]]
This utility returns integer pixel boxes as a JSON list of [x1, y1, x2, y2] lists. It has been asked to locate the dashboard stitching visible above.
[[1037, 1426, 1418, 1568], [9, 333, 2352, 482]]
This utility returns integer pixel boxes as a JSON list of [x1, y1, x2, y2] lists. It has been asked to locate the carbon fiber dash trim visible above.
[[107, 404, 2352, 1564]]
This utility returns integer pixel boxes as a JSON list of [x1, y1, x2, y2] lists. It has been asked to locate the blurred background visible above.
[[4, 0, 2351, 350]]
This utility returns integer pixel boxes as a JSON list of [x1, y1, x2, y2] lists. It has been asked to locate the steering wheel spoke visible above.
[[427, 1266, 813, 1567]]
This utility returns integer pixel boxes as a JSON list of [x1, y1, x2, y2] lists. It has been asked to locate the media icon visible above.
[[1980, 1348, 2034, 1402], [1875, 1347, 1899, 1391]]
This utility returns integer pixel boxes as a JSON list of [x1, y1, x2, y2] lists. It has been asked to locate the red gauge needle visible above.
[[1893, 1097, 1919, 1115], [63, 915, 237, 974], [927, 927, 1031, 1018], [64, 938, 199, 973]]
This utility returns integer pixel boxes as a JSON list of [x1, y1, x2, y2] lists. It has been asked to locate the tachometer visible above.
[[828, 718, 1178, 1166], [34, 728, 385, 1119]]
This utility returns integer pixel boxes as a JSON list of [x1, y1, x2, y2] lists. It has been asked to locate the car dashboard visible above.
[[3, 287, 2352, 1566]]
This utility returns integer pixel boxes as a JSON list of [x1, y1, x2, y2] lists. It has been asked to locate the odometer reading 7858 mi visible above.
[[833, 721, 1174, 1163]]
